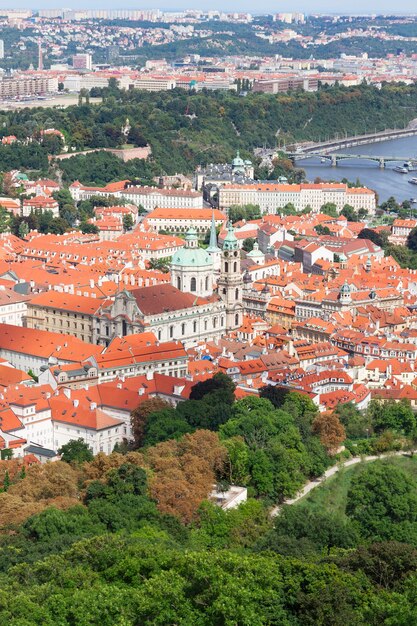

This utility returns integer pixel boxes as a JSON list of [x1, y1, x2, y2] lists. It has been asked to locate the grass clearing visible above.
[[294, 454, 417, 518]]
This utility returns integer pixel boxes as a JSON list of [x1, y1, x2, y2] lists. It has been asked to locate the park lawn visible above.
[[294, 454, 417, 518]]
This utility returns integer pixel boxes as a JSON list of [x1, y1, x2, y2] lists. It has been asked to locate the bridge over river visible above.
[[286, 125, 417, 168], [288, 151, 417, 169], [289, 125, 417, 154]]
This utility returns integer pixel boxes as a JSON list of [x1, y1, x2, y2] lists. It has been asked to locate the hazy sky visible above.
[[1, 0, 417, 12]]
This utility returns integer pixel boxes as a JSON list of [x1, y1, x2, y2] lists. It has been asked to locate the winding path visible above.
[[270, 450, 411, 517]]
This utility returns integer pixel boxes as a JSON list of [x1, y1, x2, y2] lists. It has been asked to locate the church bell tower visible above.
[[218, 222, 243, 330]]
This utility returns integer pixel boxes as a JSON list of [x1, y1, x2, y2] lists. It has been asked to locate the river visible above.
[[296, 134, 417, 203]]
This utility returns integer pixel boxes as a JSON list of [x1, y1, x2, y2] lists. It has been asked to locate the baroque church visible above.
[[97, 216, 243, 348]]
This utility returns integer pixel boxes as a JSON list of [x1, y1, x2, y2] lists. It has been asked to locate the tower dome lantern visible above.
[[339, 280, 352, 304], [223, 221, 239, 251]]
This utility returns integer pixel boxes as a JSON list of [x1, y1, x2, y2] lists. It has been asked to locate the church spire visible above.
[[207, 209, 220, 252]]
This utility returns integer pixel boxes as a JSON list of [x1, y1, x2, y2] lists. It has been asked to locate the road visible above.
[[0, 95, 102, 110], [270, 449, 411, 517]]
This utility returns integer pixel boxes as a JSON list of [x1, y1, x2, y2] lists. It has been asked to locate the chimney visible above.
[[146, 370, 154, 381], [89, 279, 95, 288], [73, 399, 79, 408], [90, 402, 97, 410], [63, 388, 71, 398], [138, 387, 145, 395]]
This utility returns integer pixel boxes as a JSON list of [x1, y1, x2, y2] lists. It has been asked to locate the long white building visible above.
[[115, 186, 204, 211], [217, 182, 376, 214]]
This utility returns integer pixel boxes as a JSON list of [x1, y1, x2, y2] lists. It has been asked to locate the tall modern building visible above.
[[72, 53, 93, 71]]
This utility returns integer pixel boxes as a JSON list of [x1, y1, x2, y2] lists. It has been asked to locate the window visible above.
[[205, 276, 209, 291], [177, 276, 181, 290], [234, 262, 237, 272], [181, 323, 185, 335], [225, 261, 229, 272], [213, 317, 217, 328], [235, 313, 239, 326], [169, 325, 174, 338], [235, 288, 239, 300], [190, 277, 196, 292], [193, 320, 197, 332]]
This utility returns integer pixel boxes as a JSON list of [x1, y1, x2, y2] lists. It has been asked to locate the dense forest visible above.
[[2, 376, 417, 623], [1, 82, 417, 185]]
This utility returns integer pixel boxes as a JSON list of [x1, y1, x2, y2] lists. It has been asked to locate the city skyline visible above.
[[1, 2, 417, 14]]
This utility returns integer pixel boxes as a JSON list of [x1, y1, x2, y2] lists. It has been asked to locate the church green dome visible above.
[[171, 247, 213, 267], [171, 229, 213, 268], [232, 150, 245, 168], [247, 242, 263, 259], [340, 280, 351, 296]]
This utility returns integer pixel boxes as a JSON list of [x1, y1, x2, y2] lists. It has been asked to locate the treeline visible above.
[[130, 375, 332, 504], [1, 389, 417, 621], [1, 83, 417, 182]]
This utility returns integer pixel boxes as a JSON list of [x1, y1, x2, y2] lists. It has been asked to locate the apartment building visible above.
[[0, 287, 31, 326], [253, 76, 318, 93], [0, 76, 58, 100], [25, 292, 101, 343], [389, 218, 417, 245], [22, 195, 59, 218], [133, 77, 176, 91]]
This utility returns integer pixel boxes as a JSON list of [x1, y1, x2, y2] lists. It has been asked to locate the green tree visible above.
[[0, 206, 11, 233], [342, 541, 417, 590], [258, 505, 359, 556], [314, 224, 331, 235], [123, 213, 134, 231], [259, 385, 291, 409], [358, 228, 388, 248], [407, 226, 417, 252], [18, 220, 29, 238], [80, 222, 99, 234], [143, 408, 192, 446], [58, 439, 94, 464], [3, 469, 10, 492], [189, 372, 236, 403], [336, 401, 370, 438], [148, 257, 171, 273], [131, 397, 171, 448], [320, 202, 338, 217], [346, 462, 417, 543], [242, 237, 255, 252], [341, 204, 359, 221], [228, 204, 261, 223], [368, 399, 416, 435]]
